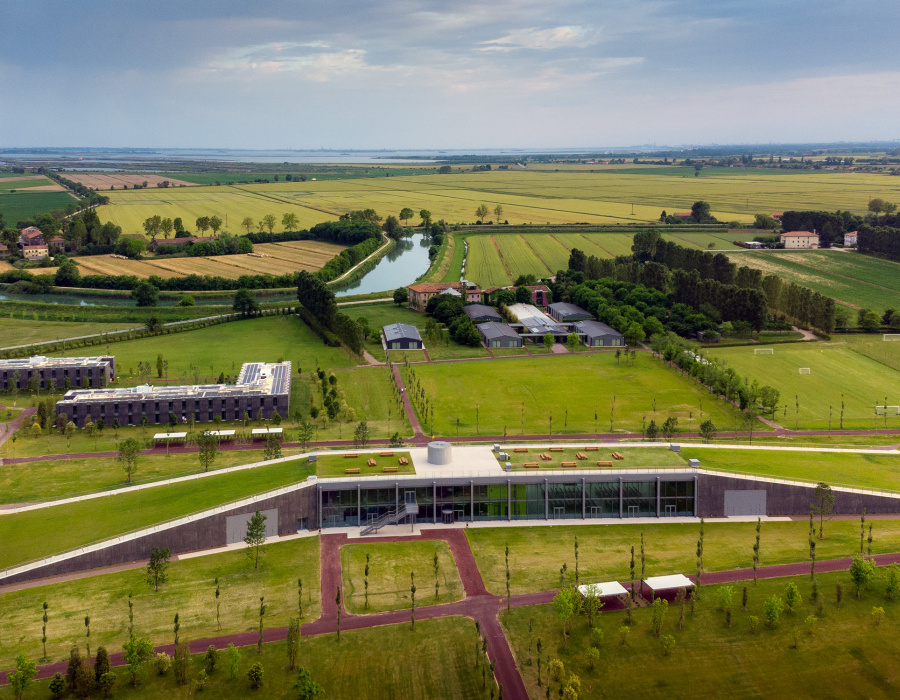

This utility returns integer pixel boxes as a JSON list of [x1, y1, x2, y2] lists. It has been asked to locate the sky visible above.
[[1, 0, 899, 150]]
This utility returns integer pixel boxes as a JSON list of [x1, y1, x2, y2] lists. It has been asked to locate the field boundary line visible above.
[[518, 234, 554, 275], [578, 232, 617, 258], [490, 235, 514, 283]]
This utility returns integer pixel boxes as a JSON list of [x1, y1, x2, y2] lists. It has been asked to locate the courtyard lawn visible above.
[[0, 448, 306, 505], [406, 352, 742, 437], [53, 315, 357, 383], [505, 570, 900, 700], [705, 342, 900, 430], [682, 447, 900, 492], [496, 445, 687, 472], [347, 301, 424, 330], [489, 347, 530, 357], [0, 458, 315, 571], [0, 536, 320, 671], [340, 540, 465, 614], [23, 617, 484, 700], [466, 519, 900, 596], [424, 340, 490, 361], [316, 451, 414, 478], [387, 349, 427, 363]]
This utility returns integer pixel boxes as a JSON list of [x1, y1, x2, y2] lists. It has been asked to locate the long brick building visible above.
[[1, 356, 115, 391]]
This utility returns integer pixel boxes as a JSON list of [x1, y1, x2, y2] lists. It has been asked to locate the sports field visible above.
[[408, 352, 741, 437], [72, 240, 345, 279], [705, 342, 900, 429], [729, 250, 900, 313]]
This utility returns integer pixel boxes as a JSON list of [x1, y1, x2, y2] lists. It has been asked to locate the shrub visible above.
[[748, 615, 760, 634], [660, 635, 676, 657], [227, 643, 240, 680], [587, 647, 600, 671], [98, 672, 116, 699], [716, 585, 733, 611], [764, 595, 784, 627], [196, 669, 208, 692], [590, 626, 604, 648], [154, 653, 171, 676], [173, 642, 189, 685], [248, 662, 264, 690], [548, 658, 564, 682], [49, 673, 65, 699], [872, 606, 885, 626], [784, 582, 802, 613], [618, 626, 630, 646], [204, 645, 218, 674]]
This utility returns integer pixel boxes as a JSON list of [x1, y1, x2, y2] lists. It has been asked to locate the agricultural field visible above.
[[705, 342, 900, 430], [62, 172, 197, 189], [73, 240, 345, 280], [406, 352, 742, 437], [729, 250, 900, 313], [506, 570, 900, 699], [0, 190, 77, 223], [0, 175, 64, 192], [0, 318, 139, 346]]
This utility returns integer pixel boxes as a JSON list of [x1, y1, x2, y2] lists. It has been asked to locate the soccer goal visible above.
[[876, 406, 900, 415], [799, 368, 811, 375], [754, 348, 774, 355], [884, 334, 900, 341]]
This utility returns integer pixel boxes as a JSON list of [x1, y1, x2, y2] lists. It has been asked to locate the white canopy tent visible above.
[[251, 427, 283, 438], [203, 429, 236, 439], [152, 432, 187, 442], [577, 581, 628, 598], [643, 574, 694, 600]]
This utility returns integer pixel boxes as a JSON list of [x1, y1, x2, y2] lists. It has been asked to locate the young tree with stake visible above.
[[244, 510, 268, 569], [146, 546, 170, 591]]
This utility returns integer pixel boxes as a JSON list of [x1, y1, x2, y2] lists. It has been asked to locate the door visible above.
[[589, 506, 603, 519], [553, 506, 565, 519], [664, 504, 676, 517], [627, 505, 638, 517], [404, 491, 417, 505]]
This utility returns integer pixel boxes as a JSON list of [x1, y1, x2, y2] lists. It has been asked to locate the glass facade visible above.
[[319, 479, 694, 528]]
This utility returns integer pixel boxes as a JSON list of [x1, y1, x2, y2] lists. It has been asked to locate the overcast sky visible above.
[[2, 0, 899, 149]]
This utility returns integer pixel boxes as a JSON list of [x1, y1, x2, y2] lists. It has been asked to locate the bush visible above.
[[153, 652, 171, 675], [784, 582, 802, 613], [248, 662, 264, 689], [748, 615, 760, 634], [587, 647, 600, 670], [548, 658, 564, 682], [872, 606, 885, 626], [590, 627, 604, 648], [98, 672, 116, 699], [659, 634, 676, 657], [764, 595, 784, 627]]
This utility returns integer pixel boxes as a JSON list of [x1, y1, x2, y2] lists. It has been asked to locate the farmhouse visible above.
[[407, 281, 482, 311], [56, 361, 291, 428], [477, 322, 523, 348], [548, 302, 593, 323], [843, 231, 858, 247], [781, 231, 819, 249], [464, 304, 503, 323], [1, 355, 115, 391], [383, 323, 423, 350], [574, 320, 625, 347], [0, 244, 8, 259], [18, 226, 49, 259]]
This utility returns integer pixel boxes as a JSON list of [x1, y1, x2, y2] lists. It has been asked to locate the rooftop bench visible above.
[[345, 468, 361, 474], [344, 453, 359, 459], [596, 460, 613, 467], [380, 451, 395, 457], [523, 462, 540, 469], [382, 466, 398, 472], [576, 452, 587, 460], [549, 447, 564, 452], [612, 452, 624, 460], [367, 458, 377, 467], [585, 446, 599, 452], [561, 461, 577, 468], [398, 457, 409, 465], [513, 447, 529, 453], [540, 453, 552, 461]]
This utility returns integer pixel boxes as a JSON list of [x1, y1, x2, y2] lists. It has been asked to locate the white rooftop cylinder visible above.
[[427, 441, 452, 465]]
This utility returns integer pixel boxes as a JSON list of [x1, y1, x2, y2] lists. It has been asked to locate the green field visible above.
[[0, 178, 53, 192], [0, 458, 315, 570], [408, 352, 742, 437], [505, 570, 900, 699], [22, 617, 484, 700], [682, 447, 900, 492], [729, 250, 900, 313], [0, 190, 77, 222], [0, 536, 320, 669], [467, 519, 900, 596], [705, 342, 900, 430], [316, 451, 414, 478], [0, 318, 140, 347], [340, 540, 464, 614], [840, 333, 900, 372]]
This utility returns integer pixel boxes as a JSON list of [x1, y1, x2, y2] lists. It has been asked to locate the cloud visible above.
[[481, 25, 598, 51], [201, 42, 371, 81]]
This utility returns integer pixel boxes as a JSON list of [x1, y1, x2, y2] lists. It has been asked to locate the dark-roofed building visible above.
[[56, 361, 291, 428], [575, 320, 625, 347], [477, 322, 523, 348], [548, 302, 593, 323], [1, 355, 115, 391], [464, 304, 502, 323], [383, 323, 423, 350]]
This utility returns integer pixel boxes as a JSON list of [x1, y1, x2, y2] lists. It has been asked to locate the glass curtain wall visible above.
[[660, 481, 695, 516]]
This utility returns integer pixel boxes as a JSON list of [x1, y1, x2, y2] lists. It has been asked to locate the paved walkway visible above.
[[390, 364, 427, 441], [0, 407, 35, 449]]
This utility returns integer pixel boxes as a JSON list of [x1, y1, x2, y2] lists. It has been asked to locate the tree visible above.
[[294, 667, 324, 699], [661, 416, 678, 440], [233, 288, 260, 317], [245, 510, 268, 569], [209, 215, 223, 235], [763, 595, 784, 627], [552, 588, 577, 649], [282, 212, 299, 232], [122, 635, 153, 686], [784, 581, 802, 613], [95, 646, 110, 681], [264, 433, 282, 460], [494, 204, 504, 223], [849, 554, 877, 598], [410, 571, 417, 629], [393, 287, 409, 306], [197, 431, 218, 472], [286, 618, 300, 670], [419, 209, 432, 229], [98, 672, 116, 699], [262, 214, 277, 234], [811, 483, 835, 539], [515, 286, 531, 303], [257, 596, 267, 653], [625, 321, 645, 347], [8, 653, 37, 700], [196, 216, 211, 235], [543, 333, 554, 350], [297, 420, 314, 450], [49, 673, 66, 699], [41, 602, 49, 660], [227, 643, 240, 680], [160, 217, 174, 239], [132, 281, 159, 307], [885, 563, 900, 601], [475, 204, 489, 223], [241, 217, 255, 234], [146, 546, 170, 591], [691, 201, 713, 223], [645, 419, 658, 441], [383, 215, 402, 239], [354, 421, 370, 447], [699, 420, 717, 443], [117, 438, 141, 484]]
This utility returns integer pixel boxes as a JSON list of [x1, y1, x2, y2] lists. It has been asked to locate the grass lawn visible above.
[[505, 570, 900, 699], [53, 315, 357, 383], [0, 537, 320, 670], [316, 451, 414, 478], [682, 447, 900, 492], [0, 318, 140, 346], [426, 341, 490, 360], [406, 352, 741, 437], [840, 332, 900, 373], [387, 349, 427, 363], [348, 301, 424, 330], [23, 617, 484, 699], [0, 458, 315, 570], [340, 541, 465, 614], [705, 342, 900, 430], [0, 406, 23, 422], [497, 445, 687, 472], [490, 347, 530, 357], [466, 519, 900, 596]]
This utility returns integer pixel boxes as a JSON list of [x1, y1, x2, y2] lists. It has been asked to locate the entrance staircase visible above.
[[360, 496, 419, 535]]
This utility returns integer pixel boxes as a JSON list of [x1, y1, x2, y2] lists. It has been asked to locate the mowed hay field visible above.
[[0, 175, 65, 192], [705, 342, 900, 429], [64, 172, 198, 188], [97, 167, 900, 236], [727, 250, 900, 313], [409, 352, 741, 436], [73, 239, 345, 279]]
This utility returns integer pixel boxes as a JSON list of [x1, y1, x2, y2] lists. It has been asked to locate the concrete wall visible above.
[[1, 484, 317, 586], [698, 474, 900, 518]]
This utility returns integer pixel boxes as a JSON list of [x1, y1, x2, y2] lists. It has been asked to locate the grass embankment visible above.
[[340, 541, 465, 614], [0, 537, 320, 670], [316, 451, 414, 478], [683, 447, 900, 492], [467, 520, 900, 596], [408, 352, 742, 437], [0, 459, 315, 571], [21, 617, 483, 699], [505, 570, 900, 699], [705, 342, 900, 430], [496, 445, 686, 471]]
